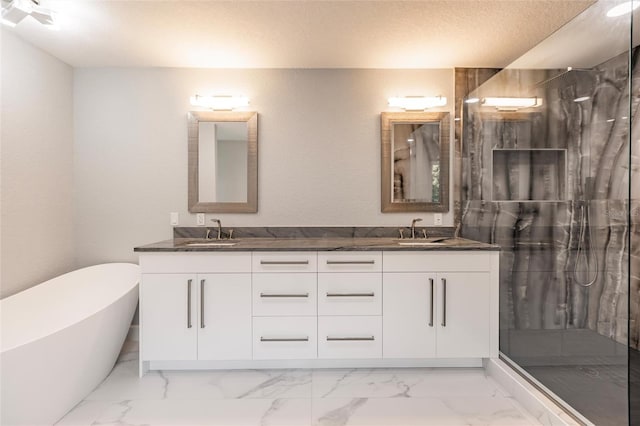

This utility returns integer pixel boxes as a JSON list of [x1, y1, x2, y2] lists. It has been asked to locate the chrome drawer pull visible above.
[[326, 292, 375, 297], [260, 337, 309, 342], [441, 278, 447, 327], [326, 260, 375, 265], [260, 260, 309, 265], [260, 293, 309, 298], [429, 278, 434, 327], [186, 279, 192, 329], [200, 279, 205, 328], [326, 336, 375, 341]]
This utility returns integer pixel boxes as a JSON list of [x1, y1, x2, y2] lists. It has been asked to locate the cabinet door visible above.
[[197, 274, 252, 360], [382, 273, 436, 358], [141, 274, 197, 360], [436, 272, 491, 358]]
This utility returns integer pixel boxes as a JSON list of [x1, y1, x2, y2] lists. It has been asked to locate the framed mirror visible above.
[[188, 111, 258, 213], [381, 111, 450, 212]]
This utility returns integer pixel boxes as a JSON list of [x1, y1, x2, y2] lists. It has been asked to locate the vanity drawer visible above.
[[252, 273, 317, 316], [318, 273, 382, 316], [252, 317, 317, 360], [318, 252, 382, 272], [252, 252, 317, 273], [140, 252, 252, 273], [318, 316, 382, 359], [383, 252, 491, 272]]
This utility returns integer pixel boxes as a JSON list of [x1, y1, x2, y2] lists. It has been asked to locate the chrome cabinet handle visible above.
[[260, 337, 309, 342], [326, 260, 375, 265], [429, 278, 434, 327], [260, 260, 309, 265], [187, 279, 192, 329], [200, 279, 205, 328], [326, 292, 375, 297], [326, 336, 375, 341], [260, 293, 309, 298], [441, 278, 447, 327]]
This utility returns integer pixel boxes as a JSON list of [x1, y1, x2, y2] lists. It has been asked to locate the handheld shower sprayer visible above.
[[573, 177, 598, 287]]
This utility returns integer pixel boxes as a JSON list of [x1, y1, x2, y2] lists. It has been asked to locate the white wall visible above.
[[74, 68, 453, 266], [1, 30, 74, 298]]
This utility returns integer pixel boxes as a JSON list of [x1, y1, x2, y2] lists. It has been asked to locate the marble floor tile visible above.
[[57, 350, 543, 426], [312, 397, 538, 426], [61, 398, 312, 426], [163, 369, 312, 399], [312, 368, 506, 399], [84, 359, 170, 401], [54, 400, 114, 426]]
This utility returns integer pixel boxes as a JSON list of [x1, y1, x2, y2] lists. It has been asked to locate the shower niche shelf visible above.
[[491, 148, 567, 201]]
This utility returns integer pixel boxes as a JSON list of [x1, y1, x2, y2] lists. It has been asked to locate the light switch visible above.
[[170, 212, 179, 226], [196, 213, 205, 226], [434, 213, 443, 226]]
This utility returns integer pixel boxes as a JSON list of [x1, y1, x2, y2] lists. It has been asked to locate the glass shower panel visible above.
[[460, 2, 635, 424]]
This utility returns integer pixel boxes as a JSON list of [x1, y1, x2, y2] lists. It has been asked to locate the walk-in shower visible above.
[[458, 2, 638, 424]]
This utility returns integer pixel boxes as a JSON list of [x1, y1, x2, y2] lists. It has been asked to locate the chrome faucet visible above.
[[410, 218, 423, 239], [209, 218, 222, 240]]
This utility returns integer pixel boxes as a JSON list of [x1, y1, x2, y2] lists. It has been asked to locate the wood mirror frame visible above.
[[381, 111, 450, 213], [188, 111, 258, 213]]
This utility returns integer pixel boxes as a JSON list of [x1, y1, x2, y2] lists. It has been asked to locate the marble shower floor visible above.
[[56, 346, 543, 426]]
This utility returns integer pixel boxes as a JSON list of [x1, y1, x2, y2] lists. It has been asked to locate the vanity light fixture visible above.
[[388, 96, 447, 111], [1, 0, 56, 28], [481, 97, 543, 111], [190, 95, 250, 111], [606, 1, 640, 17]]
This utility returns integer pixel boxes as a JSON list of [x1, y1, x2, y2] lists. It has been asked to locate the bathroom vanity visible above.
[[135, 234, 499, 376]]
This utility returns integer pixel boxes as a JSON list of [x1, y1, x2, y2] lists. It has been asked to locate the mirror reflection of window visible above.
[[392, 122, 440, 203]]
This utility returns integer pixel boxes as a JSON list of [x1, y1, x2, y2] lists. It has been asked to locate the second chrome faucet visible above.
[[206, 218, 222, 240]]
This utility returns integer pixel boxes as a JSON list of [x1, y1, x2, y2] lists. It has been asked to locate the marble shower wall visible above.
[[458, 49, 640, 350]]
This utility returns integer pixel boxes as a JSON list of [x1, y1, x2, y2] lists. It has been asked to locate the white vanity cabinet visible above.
[[382, 252, 497, 359], [138, 248, 498, 373], [140, 253, 252, 363]]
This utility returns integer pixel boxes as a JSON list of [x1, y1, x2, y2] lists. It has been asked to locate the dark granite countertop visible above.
[[134, 237, 499, 252]]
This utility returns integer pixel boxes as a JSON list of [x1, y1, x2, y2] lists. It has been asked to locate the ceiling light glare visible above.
[[573, 96, 590, 103], [190, 95, 250, 111], [465, 98, 480, 104], [388, 96, 447, 110], [481, 97, 543, 110], [607, 1, 640, 17]]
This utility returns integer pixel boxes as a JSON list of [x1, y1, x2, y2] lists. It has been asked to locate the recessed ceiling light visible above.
[[574, 96, 590, 102], [606, 1, 640, 17]]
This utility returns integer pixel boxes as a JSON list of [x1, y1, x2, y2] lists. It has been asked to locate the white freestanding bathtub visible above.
[[1, 263, 139, 425]]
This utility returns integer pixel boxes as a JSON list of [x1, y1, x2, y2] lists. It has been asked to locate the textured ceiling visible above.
[[3, 0, 595, 68]]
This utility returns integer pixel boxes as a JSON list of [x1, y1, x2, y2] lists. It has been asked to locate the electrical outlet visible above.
[[170, 212, 179, 226], [434, 213, 443, 226], [196, 213, 205, 226]]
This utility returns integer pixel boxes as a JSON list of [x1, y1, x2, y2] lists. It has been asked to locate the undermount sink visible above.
[[184, 241, 237, 247], [395, 237, 450, 246]]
